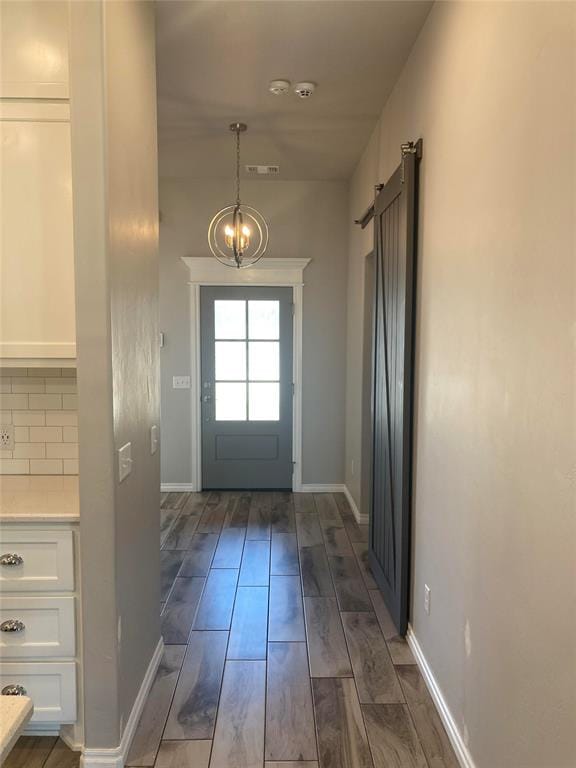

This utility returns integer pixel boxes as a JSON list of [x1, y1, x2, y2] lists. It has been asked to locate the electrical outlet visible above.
[[424, 584, 431, 615], [150, 424, 159, 455], [118, 442, 132, 483], [173, 376, 191, 389], [0, 425, 15, 451]]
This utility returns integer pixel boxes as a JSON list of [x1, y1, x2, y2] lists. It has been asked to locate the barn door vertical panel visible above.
[[369, 141, 420, 636]]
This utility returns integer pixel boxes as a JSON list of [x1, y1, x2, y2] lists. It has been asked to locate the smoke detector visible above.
[[269, 79, 291, 96], [294, 81, 316, 99]]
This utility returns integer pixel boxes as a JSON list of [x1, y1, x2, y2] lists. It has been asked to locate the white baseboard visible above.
[[161, 483, 196, 492], [298, 483, 346, 493], [406, 626, 475, 768], [81, 638, 164, 768], [343, 485, 369, 525]]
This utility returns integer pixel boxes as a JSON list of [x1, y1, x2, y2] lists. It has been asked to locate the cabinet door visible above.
[[0, 1, 69, 99], [0, 104, 76, 359]]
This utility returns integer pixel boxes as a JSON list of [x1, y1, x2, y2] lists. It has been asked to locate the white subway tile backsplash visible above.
[[46, 411, 77, 427], [29, 394, 62, 410], [63, 459, 79, 475], [46, 443, 78, 459], [13, 443, 46, 459], [29, 459, 63, 474], [29, 426, 63, 443], [11, 377, 46, 394], [45, 378, 77, 394], [0, 459, 30, 475], [63, 426, 78, 443], [62, 394, 78, 410], [13, 411, 45, 426], [0, 394, 28, 410], [0, 368, 78, 476]]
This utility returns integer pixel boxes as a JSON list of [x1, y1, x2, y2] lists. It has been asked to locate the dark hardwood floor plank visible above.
[[164, 631, 227, 740], [197, 492, 235, 533], [300, 544, 335, 597], [296, 513, 324, 548], [265, 642, 317, 762], [312, 677, 373, 768], [304, 596, 352, 677], [239, 539, 270, 586], [155, 740, 211, 768], [162, 492, 189, 510], [43, 739, 80, 768], [212, 528, 246, 569], [361, 704, 427, 768], [224, 492, 252, 528], [270, 493, 295, 533], [179, 534, 219, 577], [369, 590, 415, 663], [228, 586, 269, 660], [3, 737, 57, 768], [247, 492, 272, 540], [320, 519, 354, 556], [210, 660, 266, 768], [271, 533, 299, 575], [328, 555, 372, 611], [268, 575, 305, 641], [292, 493, 317, 514], [163, 513, 202, 550], [181, 492, 211, 516], [352, 543, 378, 590], [396, 666, 460, 768], [341, 612, 404, 704], [161, 577, 205, 644], [266, 764, 318, 768], [160, 550, 185, 601], [194, 569, 238, 630], [126, 646, 186, 766], [313, 493, 341, 522], [160, 508, 179, 548]]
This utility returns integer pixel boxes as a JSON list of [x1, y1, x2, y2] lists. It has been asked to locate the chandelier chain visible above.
[[235, 127, 241, 206]]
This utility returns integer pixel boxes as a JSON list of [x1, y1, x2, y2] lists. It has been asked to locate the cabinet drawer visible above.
[[0, 661, 76, 723], [0, 596, 75, 659], [0, 529, 74, 591]]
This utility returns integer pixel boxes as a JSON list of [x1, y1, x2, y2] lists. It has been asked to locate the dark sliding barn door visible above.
[[369, 142, 421, 636]]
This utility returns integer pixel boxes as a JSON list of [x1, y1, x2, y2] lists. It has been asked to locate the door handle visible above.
[[2, 685, 27, 696], [0, 553, 24, 567], [203, 394, 212, 403], [0, 620, 25, 633]]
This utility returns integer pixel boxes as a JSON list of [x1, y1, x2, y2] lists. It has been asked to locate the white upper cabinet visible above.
[[0, 1, 69, 99], [0, 2, 76, 363]]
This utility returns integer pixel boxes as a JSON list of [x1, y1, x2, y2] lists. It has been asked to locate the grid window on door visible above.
[[214, 300, 280, 421]]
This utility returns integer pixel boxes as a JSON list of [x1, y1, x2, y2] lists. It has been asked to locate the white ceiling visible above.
[[155, 1, 432, 181]]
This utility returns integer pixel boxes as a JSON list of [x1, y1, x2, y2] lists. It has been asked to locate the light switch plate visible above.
[[118, 442, 132, 483], [150, 425, 159, 455], [173, 376, 191, 389]]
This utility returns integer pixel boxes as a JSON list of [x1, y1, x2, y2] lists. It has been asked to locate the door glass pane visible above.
[[215, 341, 246, 380], [249, 382, 279, 421], [215, 300, 246, 339], [248, 300, 279, 339], [249, 341, 279, 381], [215, 382, 246, 421]]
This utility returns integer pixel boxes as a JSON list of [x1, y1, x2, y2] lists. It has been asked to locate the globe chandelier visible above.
[[208, 122, 269, 268]]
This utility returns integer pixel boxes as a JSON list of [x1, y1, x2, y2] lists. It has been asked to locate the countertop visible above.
[[0, 476, 79, 522], [0, 696, 33, 762]]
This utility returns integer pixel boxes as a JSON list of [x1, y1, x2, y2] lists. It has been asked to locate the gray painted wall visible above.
[[345, 2, 576, 766], [70, 0, 160, 749], [159, 178, 348, 486]]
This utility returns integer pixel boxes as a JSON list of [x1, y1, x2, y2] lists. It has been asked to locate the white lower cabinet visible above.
[[0, 525, 78, 726]]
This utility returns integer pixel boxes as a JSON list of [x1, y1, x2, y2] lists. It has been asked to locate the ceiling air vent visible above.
[[245, 165, 280, 176]]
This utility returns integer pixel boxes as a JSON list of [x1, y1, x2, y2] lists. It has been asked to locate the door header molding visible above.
[[181, 257, 311, 286]]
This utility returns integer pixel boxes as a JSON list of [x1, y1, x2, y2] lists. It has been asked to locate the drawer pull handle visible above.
[[0, 619, 25, 633], [2, 685, 27, 696], [0, 553, 24, 567]]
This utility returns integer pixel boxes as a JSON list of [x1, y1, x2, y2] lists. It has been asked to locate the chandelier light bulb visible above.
[[208, 123, 269, 268]]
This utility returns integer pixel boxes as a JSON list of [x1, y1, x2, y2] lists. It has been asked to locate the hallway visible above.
[[127, 491, 458, 768]]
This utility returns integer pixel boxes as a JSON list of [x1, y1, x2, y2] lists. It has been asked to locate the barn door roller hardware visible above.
[[355, 140, 422, 228]]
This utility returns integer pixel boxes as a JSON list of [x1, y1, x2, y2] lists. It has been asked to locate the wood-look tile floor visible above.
[[6, 492, 458, 768], [131, 491, 459, 768]]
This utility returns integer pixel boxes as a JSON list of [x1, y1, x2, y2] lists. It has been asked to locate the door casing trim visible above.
[[181, 257, 311, 491]]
